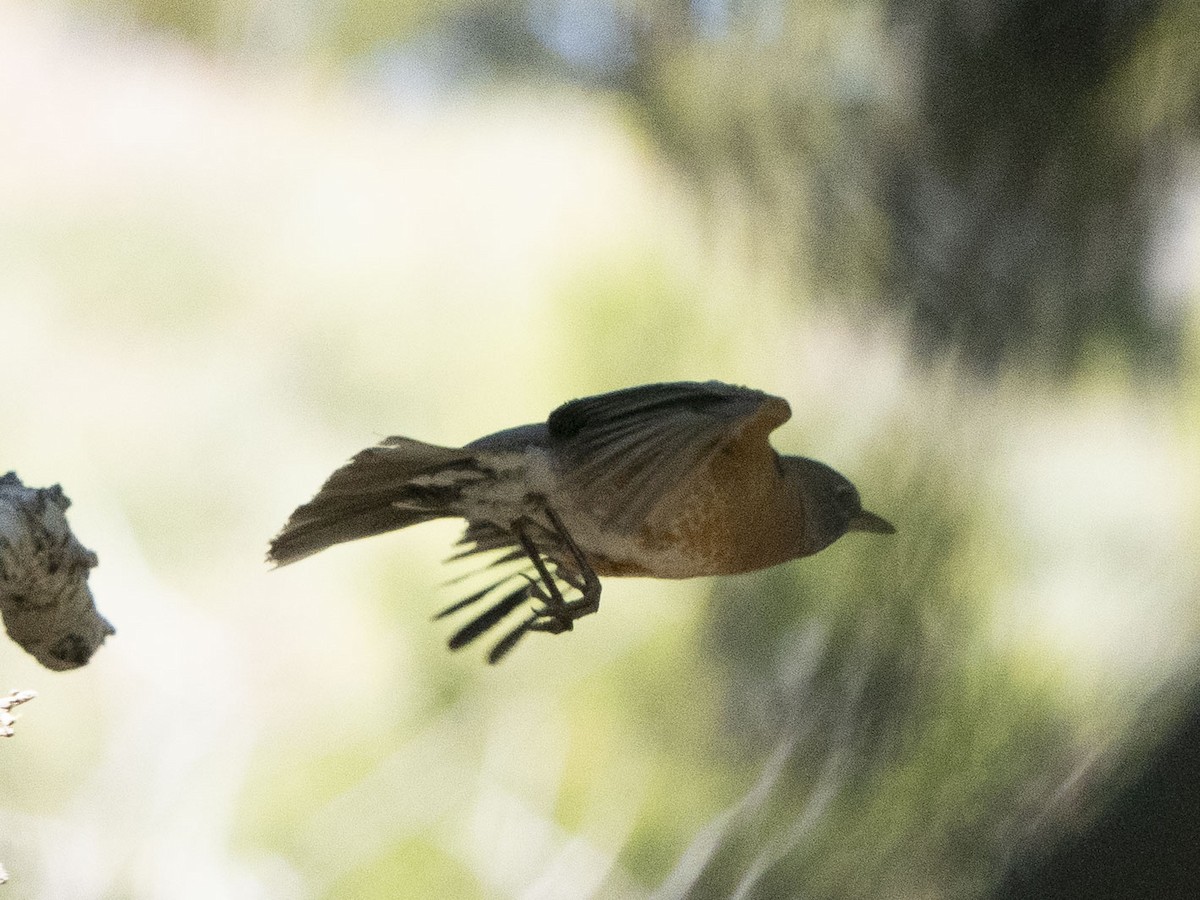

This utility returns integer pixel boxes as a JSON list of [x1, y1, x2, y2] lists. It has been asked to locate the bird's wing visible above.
[[546, 381, 791, 532]]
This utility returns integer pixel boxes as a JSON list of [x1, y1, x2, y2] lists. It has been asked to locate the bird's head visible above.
[[780, 456, 895, 555]]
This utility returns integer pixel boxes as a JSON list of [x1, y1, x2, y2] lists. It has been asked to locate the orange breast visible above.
[[583, 439, 806, 579]]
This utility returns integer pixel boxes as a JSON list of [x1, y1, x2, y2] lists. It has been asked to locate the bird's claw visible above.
[[528, 615, 570, 634], [529, 592, 601, 631], [484, 510, 603, 663], [485, 583, 601, 663]]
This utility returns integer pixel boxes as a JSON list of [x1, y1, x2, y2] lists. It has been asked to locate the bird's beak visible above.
[[849, 509, 895, 534]]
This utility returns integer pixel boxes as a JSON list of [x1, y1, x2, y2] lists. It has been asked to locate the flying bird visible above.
[[269, 381, 895, 662]]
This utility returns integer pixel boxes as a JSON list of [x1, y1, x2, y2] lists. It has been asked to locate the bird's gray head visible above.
[[781, 456, 895, 555]]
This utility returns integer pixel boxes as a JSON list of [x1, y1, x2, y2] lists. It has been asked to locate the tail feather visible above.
[[268, 437, 473, 566], [447, 584, 531, 650]]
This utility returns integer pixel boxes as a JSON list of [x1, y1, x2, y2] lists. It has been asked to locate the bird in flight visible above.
[[269, 381, 894, 662]]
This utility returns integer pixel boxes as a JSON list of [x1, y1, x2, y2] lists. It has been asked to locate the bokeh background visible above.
[[2, 0, 1199, 897]]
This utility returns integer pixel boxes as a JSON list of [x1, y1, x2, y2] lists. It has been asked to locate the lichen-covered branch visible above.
[[0, 473, 114, 670]]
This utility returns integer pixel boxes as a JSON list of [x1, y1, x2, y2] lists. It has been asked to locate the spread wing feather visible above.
[[546, 381, 791, 532]]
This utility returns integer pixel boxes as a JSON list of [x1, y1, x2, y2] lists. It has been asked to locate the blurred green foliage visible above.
[[3, 0, 1199, 898], [72, 0, 1200, 373]]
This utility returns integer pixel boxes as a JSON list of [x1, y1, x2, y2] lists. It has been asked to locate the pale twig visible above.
[[0, 689, 36, 738]]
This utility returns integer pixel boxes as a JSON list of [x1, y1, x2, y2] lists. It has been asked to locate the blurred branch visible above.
[[993, 675, 1200, 898], [0, 473, 114, 670], [69, 0, 1200, 375], [883, 0, 1180, 374]]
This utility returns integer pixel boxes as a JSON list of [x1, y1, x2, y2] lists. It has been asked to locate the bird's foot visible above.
[[519, 572, 598, 633], [488, 508, 603, 663], [486, 580, 602, 663], [527, 593, 600, 634]]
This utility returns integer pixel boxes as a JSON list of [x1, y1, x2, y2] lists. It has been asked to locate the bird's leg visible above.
[[541, 505, 601, 620], [512, 518, 573, 633], [480, 523, 576, 665], [488, 505, 604, 663], [510, 505, 602, 633]]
